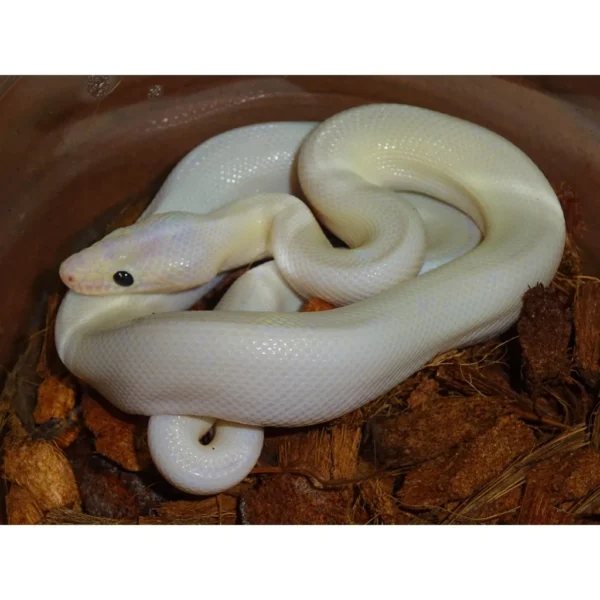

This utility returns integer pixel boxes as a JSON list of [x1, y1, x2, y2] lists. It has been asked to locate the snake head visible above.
[[60, 212, 216, 295]]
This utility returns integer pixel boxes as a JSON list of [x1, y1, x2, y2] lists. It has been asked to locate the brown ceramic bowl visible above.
[[1, 75, 599, 385], [1, 75, 600, 523]]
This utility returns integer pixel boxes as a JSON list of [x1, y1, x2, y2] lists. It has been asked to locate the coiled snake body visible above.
[[56, 104, 565, 494]]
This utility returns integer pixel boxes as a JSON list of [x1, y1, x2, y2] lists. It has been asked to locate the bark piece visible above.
[[573, 280, 600, 387], [140, 497, 237, 525], [399, 415, 536, 510], [240, 474, 356, 524], [6, 484, 44, 525], [517, 284, 572, 387], [33, 376, 76, 424], [373, 395, 511, 465], [2, 417, 81, 513], [82, 394, 150, 472], [300, 298, 336, 312], [360, 477, 410, 524]]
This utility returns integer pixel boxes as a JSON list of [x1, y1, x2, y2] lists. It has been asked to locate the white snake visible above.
[[55, 104, 566, 495]]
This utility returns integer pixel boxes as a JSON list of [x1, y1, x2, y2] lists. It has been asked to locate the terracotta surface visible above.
[[1, 75, 599, 378]]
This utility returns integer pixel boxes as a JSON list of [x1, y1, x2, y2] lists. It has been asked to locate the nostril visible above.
[[59, 261, 75, 285]]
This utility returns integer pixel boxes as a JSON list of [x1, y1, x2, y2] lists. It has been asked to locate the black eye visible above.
[[113, 271, 134, 287]]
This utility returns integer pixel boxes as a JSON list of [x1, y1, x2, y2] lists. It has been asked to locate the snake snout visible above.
[[59, 254, 119, 295], [59, 259, 77, 288], [59, 255, 90, 292]]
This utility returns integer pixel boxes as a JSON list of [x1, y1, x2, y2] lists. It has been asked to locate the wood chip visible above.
[[239, 474, 356, 524], [446, 415, 536, 499], [2, 417, 81, 513], [398, 451, 460, 509], [519, 484, 573, 525], [517, 284, 572, 387], [435, 362, 530, 411], [406, 375, 439, 410], [139, 497, 237, 525], [278, 429, 333, 480], [515, 443, 600, 524], [54, 423, 84, 449], [573, 279, 600, 388], [558, 449, 600, 502], [330, 426, 362, 480], [556, 182, 584, 241], [359, 477, 410, 524], [82, 394, 150, 471], [372, 395, 512, 465], [42, 507, 136, 525], [399, 415, 536, 509], [277, 425, 361, 482], [65, 435, 166, 520], [300, 298, 336, 312], [33, 376, 76, 424], [241, 422, 365, 524], [6, 483, 44, 525]]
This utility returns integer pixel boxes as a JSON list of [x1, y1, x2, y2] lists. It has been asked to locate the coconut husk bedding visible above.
[[2, 182, 600, 525]]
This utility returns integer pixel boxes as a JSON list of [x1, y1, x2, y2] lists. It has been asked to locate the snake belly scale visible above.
[[55, 104, 565, 494]]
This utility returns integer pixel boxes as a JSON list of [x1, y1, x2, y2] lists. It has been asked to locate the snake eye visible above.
[[113, 271, 134, 287]]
